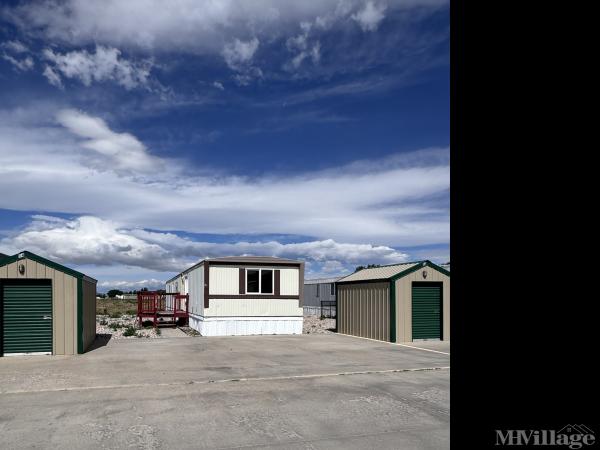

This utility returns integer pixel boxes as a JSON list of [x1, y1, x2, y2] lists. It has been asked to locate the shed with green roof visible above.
[[336, 260, 450, 343], [0, 251, 97, 356]]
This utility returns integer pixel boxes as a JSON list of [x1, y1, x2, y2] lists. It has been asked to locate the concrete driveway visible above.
[[0, 334, 449, 449]]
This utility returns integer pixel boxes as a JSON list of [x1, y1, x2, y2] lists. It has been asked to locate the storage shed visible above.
[[166, 256, 304, 336], [336, 261, 450, 343], [0, 251, 97, 356]]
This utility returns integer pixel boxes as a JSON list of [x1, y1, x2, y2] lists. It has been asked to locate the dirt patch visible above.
[[303, 315, 336, 334], [96, 298, 138, 317]]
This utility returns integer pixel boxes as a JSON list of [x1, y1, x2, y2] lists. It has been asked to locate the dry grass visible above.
[[96, 298, 137, 317]]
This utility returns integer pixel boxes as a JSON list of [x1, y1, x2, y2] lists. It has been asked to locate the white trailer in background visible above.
[[166, 256, 304, 336]]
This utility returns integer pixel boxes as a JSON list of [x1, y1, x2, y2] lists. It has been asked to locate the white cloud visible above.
[[98, 279, 164, 291], [352, 1, 387, 31], [0, 105, 449, 246], [2, 53, 34, 71], [42, 65, 63, 87], [285, 22, 321, 71], [212, 81, 225, 90], [1, 40, 29, 53], [222, 38, 259, 70], [0, 215, 408, 274], [222, 38, 263, 85], [5, 1, 446, 53], [55, 108, 161, 173], [42, 46, 153, 89]]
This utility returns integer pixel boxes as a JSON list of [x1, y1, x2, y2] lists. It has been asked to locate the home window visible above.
[[330, 283, 335, 295], [246, 269, 273, 294], [316, 284, 320, 297]]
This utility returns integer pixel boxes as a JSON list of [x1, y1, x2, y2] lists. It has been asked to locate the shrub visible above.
[[122, 326, 138, 337], [155, 328, 161, 336], [99, 318, 108, 326], [126, 309, 137, 315], [109, 312, 122, 319], [109, 322, 124, 330]]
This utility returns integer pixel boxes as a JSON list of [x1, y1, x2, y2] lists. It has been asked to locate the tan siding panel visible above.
[[395, 267, 450, 342], [205, 298, 302, 317], [279, 268, 299, 295], [337, 283, 389, 342], [7, 261, 17, 278], [209, 266, 239, 295]]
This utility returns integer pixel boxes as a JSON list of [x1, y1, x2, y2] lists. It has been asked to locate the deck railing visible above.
[[137, 291, 189, 327]]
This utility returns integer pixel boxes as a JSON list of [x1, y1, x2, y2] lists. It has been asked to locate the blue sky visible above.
[[0, 0, 449, 292]]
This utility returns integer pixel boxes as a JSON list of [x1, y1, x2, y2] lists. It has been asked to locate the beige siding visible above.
[[82, 278, 97, 352], [337, 282, 390, 342], [187, 265, 204, 315], [279, 268, 299, 295], [0, 257, 79, 355], [209, 266, 239, 295], [205, 298, 302, 317], [395, 268, 450, 342]]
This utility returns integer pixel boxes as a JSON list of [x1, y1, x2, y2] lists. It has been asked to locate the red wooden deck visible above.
[[137, 291, 189, 327]]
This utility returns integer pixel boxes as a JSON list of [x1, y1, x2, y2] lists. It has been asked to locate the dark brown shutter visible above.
[[274, 270, 280, 296], [239, 268, 245, 294], [204, 262, 210, 308]]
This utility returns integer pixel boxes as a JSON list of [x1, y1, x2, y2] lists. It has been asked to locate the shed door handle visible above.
[[42, 315, 52, 320]]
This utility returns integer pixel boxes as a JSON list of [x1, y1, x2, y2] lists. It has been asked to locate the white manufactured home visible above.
[[166, 256, 305, 336]]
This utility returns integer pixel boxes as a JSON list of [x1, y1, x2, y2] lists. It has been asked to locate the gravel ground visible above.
[[97, 314, 334, 338], [303, 314, 336, 334], [96, 315, 162, 339]]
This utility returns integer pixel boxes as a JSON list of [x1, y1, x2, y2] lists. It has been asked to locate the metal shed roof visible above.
[[337, 260, 449, 283], [304, 277, 342, 285], [0, 251, 97, 283]]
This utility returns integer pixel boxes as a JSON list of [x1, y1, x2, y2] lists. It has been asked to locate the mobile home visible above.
[[166, 256, 304, 336]]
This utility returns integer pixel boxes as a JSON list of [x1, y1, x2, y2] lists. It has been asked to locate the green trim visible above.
[[389, 280, 396, 343], [0, 251, 98, 282], [338, 260, 449, 284], [77, 277, 83, 354], [389, 260, 451, 282]]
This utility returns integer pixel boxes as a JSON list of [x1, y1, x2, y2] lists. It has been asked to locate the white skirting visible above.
[[189, 314, 303, 336]]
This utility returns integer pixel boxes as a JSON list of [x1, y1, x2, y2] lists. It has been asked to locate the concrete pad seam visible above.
[[336, 332, 450, 355], [0, 366, 449, 396]]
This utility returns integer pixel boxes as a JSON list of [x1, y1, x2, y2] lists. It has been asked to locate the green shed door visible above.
[[412, 283, 442, 340], [2, 281, 53, 355]]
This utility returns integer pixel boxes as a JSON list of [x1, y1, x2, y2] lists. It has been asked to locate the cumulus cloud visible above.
[[98, 279, 165, 291], [285, 22, 321, 71], [42, 46, 153, 89], [0, 105, 449, 246], [1, 40, 29, 53], [212, 81, 225, 90], [222, 38, 263, 85], [4, 1, 446, 55], [222, 38, 259, 70], [352, 1, 387, 31], [1, 39, 34, 71], [0, 215, 409, 274], [42, 65, 63, 87], [55, 108, 161, 173], [2, 53, 34, 71]]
